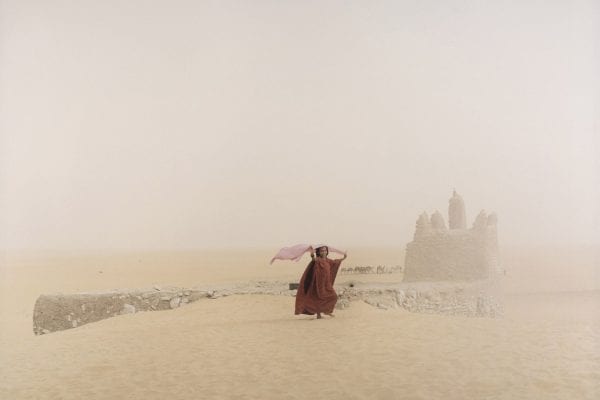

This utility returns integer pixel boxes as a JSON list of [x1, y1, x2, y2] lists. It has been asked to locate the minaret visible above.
[[430, 210, 447, 230], [472, 209, 488, 232], [448, 189, 467, 229], [414, 212, 431, 240]]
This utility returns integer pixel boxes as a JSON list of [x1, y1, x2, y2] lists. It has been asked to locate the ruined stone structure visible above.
[[404, 191, 499, 282], [31, 191, 504, 335], [33, 279, 502, 334], [448, 189, 467, 229], [33, 282, 292, 335]]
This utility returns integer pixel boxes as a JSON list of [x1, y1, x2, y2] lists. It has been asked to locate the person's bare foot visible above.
[[316, 313, 322, 319]]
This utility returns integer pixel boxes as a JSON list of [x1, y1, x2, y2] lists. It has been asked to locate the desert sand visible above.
[[1, 246, 599, 399]]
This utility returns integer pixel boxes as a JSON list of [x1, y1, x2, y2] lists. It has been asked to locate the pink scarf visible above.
[[270, 243, 345, 264]]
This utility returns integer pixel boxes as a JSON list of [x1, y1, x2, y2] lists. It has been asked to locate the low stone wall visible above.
[[33, 287, 205, 335], [33, 281, 291, 335], [336, 280, 502, 317], [33, 280, 502, 335]]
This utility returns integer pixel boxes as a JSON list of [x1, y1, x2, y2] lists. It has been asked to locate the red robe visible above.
[[295, 257, 343, 315]]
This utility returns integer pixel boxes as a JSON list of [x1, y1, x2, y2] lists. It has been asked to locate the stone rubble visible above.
[[33, 279, 502, 335]]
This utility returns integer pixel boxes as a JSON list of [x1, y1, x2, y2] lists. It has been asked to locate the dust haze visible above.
[[1, 0, 598, 251], [1, 2, 600, 399]]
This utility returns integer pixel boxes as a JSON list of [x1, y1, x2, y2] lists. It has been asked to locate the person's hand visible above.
[[342, 252, 347, 260], [310, 251, 315, 259]]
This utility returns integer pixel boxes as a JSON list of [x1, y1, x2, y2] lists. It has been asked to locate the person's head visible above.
[[316, 246, 329, 258]]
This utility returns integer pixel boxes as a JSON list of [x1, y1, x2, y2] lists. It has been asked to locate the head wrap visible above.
[[270, 243, 345, 264]]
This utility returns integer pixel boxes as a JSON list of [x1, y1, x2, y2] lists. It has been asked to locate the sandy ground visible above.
[[1, 246, 599, 399]]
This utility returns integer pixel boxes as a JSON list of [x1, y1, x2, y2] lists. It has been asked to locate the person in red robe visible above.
[[295, 246, 347, 319]]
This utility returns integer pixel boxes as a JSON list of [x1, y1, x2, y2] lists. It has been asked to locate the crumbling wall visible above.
[[33, 287, 209, 335], [403, 191, 499, 282], [33, 282, 292, 335], [337, 280, 502, 317], [404, 229, 494, 281], [33, 280, 502, 335]]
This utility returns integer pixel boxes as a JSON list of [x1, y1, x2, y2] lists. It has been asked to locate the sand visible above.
[[1, 246, 599, 399]]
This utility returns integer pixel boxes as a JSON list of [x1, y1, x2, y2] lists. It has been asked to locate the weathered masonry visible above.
[[404, 190, 500, 282]]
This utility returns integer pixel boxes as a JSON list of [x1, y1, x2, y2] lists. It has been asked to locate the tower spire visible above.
[[448, 190, 466, 229]]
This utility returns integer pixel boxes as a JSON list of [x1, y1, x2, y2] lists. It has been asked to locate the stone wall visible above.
[[404, 227, 498, 281], [33, 280, 502, 335], [33, 287, 206, 335], [337, 280, 502, 317], [33, 281, 291, 335], [403, 191, 499, 282]]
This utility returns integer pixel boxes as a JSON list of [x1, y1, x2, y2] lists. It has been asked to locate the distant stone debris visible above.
[[404, 190, 500, 282], [340, 265, 403, 275]]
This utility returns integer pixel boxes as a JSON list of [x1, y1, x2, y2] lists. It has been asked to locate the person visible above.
[[295, 246, 347, 319]]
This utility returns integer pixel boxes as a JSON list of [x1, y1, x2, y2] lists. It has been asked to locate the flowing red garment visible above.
[[295, 257, 343, 315]]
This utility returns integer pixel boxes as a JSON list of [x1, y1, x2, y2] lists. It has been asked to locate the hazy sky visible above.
[[1, 0, 598, 250]]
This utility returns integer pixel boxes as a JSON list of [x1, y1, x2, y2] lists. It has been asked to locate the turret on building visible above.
[[448, 189, 466, 229], [404, 191, 500, 282]]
